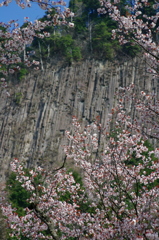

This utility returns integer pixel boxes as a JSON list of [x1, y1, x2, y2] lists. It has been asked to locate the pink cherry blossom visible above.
[[0, 0, 74, 95], [1, 102, 159, 239]]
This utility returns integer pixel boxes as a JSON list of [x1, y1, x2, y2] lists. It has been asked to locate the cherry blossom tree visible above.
[[1, 159, 86, 240], [1, 110, 159, 239], [1, 1, 159, 239], [113, 83, 159, 141], [64, 115, 159, 239], [0, 0, 74, 96], [98, 0, 159, 75]]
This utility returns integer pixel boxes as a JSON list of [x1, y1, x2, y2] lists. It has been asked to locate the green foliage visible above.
[[139, 0, 157, 17], [28, 0, 142, 63], [1, 0, 144, 82], [73, 17, 87, 34], [53, 34, 82, 62], [72, 47, 82, 61], [6, 172, 30, 217], [32, 34, 82, 62], [93, 21, 112, 40], [58, 34, 74, 52], [17, 68, 28, 80], [92, 19, 121, 60], [83, 0, 100, 13], [70, 169, 83, 186], [122, 42, 141, 58], [69, 0, 83, 13], [63, 36, 79, 60]]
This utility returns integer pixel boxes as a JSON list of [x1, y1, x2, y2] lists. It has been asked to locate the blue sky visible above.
[[0, 0, 70, 26]]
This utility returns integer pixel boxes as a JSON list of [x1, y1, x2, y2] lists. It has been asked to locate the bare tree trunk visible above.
[[47, 44, 50, 59], [88, 13, 93, 53], [38, 41, 44, 71], [33, 205, 60, 240]]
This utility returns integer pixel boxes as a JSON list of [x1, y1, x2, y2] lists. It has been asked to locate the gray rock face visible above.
[[0, 58, 156, 182]]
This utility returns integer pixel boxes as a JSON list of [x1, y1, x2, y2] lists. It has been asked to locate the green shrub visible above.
[[52, 34, 82, 62], [72, 47, 82, 61], [6, 172, 30, 216], [92, 21, 121, 59]]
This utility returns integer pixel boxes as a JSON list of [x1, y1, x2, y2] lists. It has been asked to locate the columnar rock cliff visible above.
[[0, 57, 157, 182]]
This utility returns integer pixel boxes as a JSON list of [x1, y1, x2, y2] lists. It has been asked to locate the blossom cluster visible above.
[[2, 159, 88, 239], [115, 84, 159, 140], [1, 109, 159, 239], [0, 0, 66, 9], [1, 1, 159, 238], [98, 0, 159, 75], [0, 0, 74, 96], [64, 116, 159, 239]]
